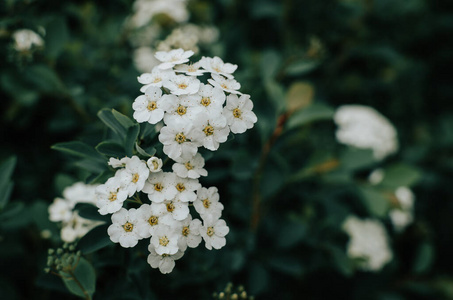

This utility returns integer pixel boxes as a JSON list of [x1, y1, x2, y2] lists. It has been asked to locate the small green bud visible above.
[[231, 293, 238, 300], [56, 265, 62, 271], [46, 257, 54, 266], [238, 286, 244, 292], [63, 243, 68, 249], [69, 245, 76, 252], [219, 292, 225, 299], [54, 258, 60, 265], [44, 267, 50, 273], [76, 250, 81, 256], [48, 249, 54, 255], [56, 248, 63, 255], [240, 291, 247, 299]]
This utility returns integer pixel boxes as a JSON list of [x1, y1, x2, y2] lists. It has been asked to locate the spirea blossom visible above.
[[343, 215, 393, 271], [12, 29, 44, 52], [85, 50, 255, 274], [334, 105, 398, 160]]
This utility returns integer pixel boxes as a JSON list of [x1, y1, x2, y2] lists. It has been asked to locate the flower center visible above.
[[188, 65, 196, 72], [221, 83, 228, 89], [123, 222, 134, 232], [151, 160, 159, 170], [213, 67, 221, 73], [154, 183, 163, 192], [185, 162, 194, 170], [166, 202, 175, 212], [175, 133, 186, 144], [148, 216, 158, 226], [201, 97, 211, 107], [182, 226, 190, 236], [178, 83, 188, 89], [159, 236, 169, 246], [108, 192, 117, 202], [203, 125, 214, 136], [203, 199, 210, 209], [153, 77, 162, 83], [207, 226, 215, 237], [176, 183, 185, 192], [233, 108, 242, 118], [132, 173, 140, 183], [147, 101, 157, 111], [176, 105, 187, 115]]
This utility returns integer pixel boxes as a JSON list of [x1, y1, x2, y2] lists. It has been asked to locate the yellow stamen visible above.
[[176, 183, 185, 192], [123, 222, 134, 232], [203, 125, 214, 136], [233, 108, 242, 118], [207, 226, 214, 237], [175, 133, 186, 144], [203, 199, 210, 209], [148, 216, 158, 226], [159, 236, 169, 246]]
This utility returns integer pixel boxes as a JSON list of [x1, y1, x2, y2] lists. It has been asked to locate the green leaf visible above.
[[139, 122, 158, 140], [339, 148, 375, 171], [78, 224, 112, 254], [74, 203, 109, 222], [268, 256, 304, 276], [329, 246, 354, 277], [413, 242, 434, 274], [112, 109, 135, 129], [97, 109, 127, 139], [260, 50, 281, 80], [264, 79, 286, 114], [52, 141, 104, 162], [286, 103, 334, 130], [74, 159, 108, 174], [135, 143, 156, 158], [248, 262, 269, 295], [86, 170, 113, 185], [0, 202, 25, 221], [25, 65, 66, 93], [358, 186, 390, 217], [0, 156, 16, 209], [61, 257, 96, 298], [380, 164, 422, 188], [45, 16, 69, 59], [96, 141, 126, 158], [125, 125, 140, 157], [285, 59, 320, 76]]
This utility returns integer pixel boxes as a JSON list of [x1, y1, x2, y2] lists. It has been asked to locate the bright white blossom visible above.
[[142, 172, 178, 203], [334, 105, 398, 160], [172, 153, 208, 179], [164, 74, 200, 95], [162, 94, 201, 125], [158, 120, 203, 160], [200, 215, 229, 250], [147, 244, 184, 274], [175, 216, 202, 251], [95, 177, 128, 215], [116, 156, 149, 196], [155, 49, 194, 70], [12, 29, 44, 52], [343, 215, 393, 271], [108, 157, 131, 169], [161, 199, 190, 222], [200, 56, 237, 79], [138, 67, 174, 92], [193, 113, 230, 151], [174, 62, 206, 76], [49, 198, 73, 223], [208, 74, 242, 95], [196, 84, 226, 116], [135, 203, 171, 238], [223, 93, 257, 134], [150, 225, 180, 255], [172, 176, 201, 202], [108, 208, 142, 248], [194, 187, 224, 220], [133, 86, 169, 124], [147, 157, 163, 173]]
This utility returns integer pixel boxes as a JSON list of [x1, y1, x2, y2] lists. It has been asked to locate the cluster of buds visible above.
[[94, 49, 257, 274], [212, 283, 254, 300], [44, 243, 81, 274]]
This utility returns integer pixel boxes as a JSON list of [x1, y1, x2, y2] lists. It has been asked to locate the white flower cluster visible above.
[[156, 24, 219, 54], [12, 29, 44, 52], [343, 215, 393, 271], [129, 0, 189, 28], [368, 169, 415, 232], [49, 182, 103, 243], [95, 49, 256, 274], [334, 105, 398, 160]]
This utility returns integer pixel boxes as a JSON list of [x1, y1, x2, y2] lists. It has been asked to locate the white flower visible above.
[[107, 208, 142, 248], [389, 210, 413, 232], [200, 215, 229, 250], [172, 176, 201, 202], [150, 225, 180, 255], [175, 215, 202, 251], [142, 172, 178, 203], [194, 187, 224, 219], [95, 177, 128, 215], [162, 94, 202, 125], [334, 105, 398, 160], [155, 49, 194, 70], [60, 212, 102, 243], [158, 120, 203, 160], [138, 67, 174, 92], [49, 198, 73, 223], [147, 244, 184, 274], [200, 56, 237, 79], [161, 199, 190, 222], [12, 29, 44, 52], [133, 87, 170, 124], [108, 157, 131, 169], [193, 113, 230, 151], [147, 157, 163, 173], [135, 203, 172, 238], [164, 74, 200, 95], [62, 182, 98, 205], [172, 153, 208, 179], [208, 74, 242, 95], [174, 62, 206, 76], [116, 156, 149, 196], [343, 215, 393, 271], [395, 186, 414, 210], [368, 168, 385, 185], [389, 187, 415, 232], [223, 93, 257, 134], [196, 83, 226, 115]]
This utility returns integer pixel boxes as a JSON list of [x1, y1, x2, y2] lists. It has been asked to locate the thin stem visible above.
[[68, 270, 92, 300]]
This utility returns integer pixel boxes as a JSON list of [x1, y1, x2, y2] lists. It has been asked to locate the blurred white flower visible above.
[[12, 29, 44, 52], [343, 215, 393, 271], [334, 105, 398, 160], [133, 47, 160, 73], [200, 56, 237, 79], [389, 186, 415, 232], [61, 212, 102, 243], [155, 49, 194, 70], [130, 0, 189, 28]]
